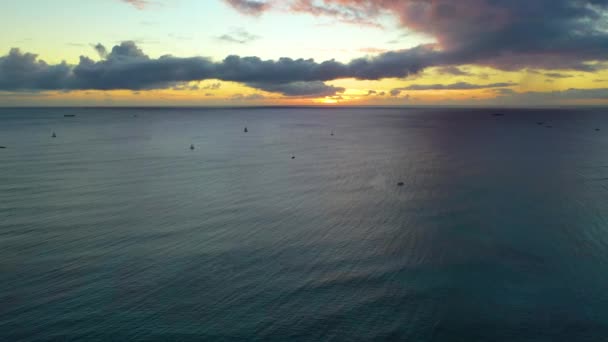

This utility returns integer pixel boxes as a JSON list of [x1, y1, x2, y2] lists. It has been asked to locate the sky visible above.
[[1, 0, 608, 106]]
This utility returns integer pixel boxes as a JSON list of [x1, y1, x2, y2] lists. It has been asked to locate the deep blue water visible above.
[[1, 107, 608, 341]]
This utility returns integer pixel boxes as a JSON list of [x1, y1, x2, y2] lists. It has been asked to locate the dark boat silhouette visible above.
[[397, 182, 405, 186], [52, 132, 57, 138], [536, 122, 544, 125], [596, 128, 601, 131], [291, 155, 296, 159], [244, 127, 248, 133], [64, 114, 76, 117], [492, 113, 504, 116], [331, 130, 334, 136], [190, 144, 195, 150], [0, 146, 6, 149]]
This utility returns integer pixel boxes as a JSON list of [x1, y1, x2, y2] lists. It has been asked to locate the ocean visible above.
[[1, 107, 608, 341]]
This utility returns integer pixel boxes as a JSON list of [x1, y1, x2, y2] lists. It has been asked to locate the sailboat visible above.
[[190, 144, 195, 150], [244, 127, 248, 133], [52, 132, 57, 138]]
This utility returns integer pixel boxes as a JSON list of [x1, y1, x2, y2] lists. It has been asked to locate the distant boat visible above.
[[291, 155, 296, 159], [52, 132, 57, 138], [64, 114, 76, 117], [331, 130, 334, 136], [244, 127, 248, 133], [596, 128, 601, 131], [190, 144, 195, 150], [536, 122, 544, 125], [397, 182, 405, 186], [492, 113, 504, 117], [0, 146, 6, 149]]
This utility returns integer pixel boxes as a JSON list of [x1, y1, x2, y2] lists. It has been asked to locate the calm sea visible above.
[[1, 107, 608, 341]]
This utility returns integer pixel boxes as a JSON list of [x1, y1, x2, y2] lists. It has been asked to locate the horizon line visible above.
[[1, 104, 608, 110]]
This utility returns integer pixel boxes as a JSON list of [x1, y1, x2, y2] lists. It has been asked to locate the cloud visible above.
[[396, 82, 516, 91], [389, 88, 405, 96], [389, 89, 411, 99], [0, 41, 440, 96], [230, 93, 266, 101], [223, 0, 271, 16], [93, 43, 108, 59], [0, 37, 594, 102], [544, 72, 574, 79], [171, 83, 200, 91], [0, 48, 72, 91], [248, 81, 344, 97], [13, 0, 608, 102], [497, 88, 608, 104], [223, 0, 608, 72], [436, 66, 472, 76], [202, 82, 222, 90], [288, 0, 383, 27], [120, 0, 151, 9], [223, 0, 382, 27], [217, 29, 260, 44]]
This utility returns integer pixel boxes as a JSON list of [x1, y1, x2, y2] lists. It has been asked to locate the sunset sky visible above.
[[2, 0, 608, 106]]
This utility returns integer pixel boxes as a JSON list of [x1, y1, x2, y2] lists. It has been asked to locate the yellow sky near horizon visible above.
[[3, 65, 607, 107]]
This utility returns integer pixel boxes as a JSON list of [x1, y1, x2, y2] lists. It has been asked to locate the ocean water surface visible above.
[[1, 107, 608, 341]]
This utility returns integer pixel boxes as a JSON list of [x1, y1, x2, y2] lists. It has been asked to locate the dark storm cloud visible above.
[[69, 42, 216, 90], [0, 49, 72, 91], [93, 43, 108, 59], [0, 41, 444, 96], [223, 0, 608, 71], [248, 81, 345, 97]]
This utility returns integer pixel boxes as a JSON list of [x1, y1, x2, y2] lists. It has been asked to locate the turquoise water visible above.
[[1, 107, 608, 341]]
